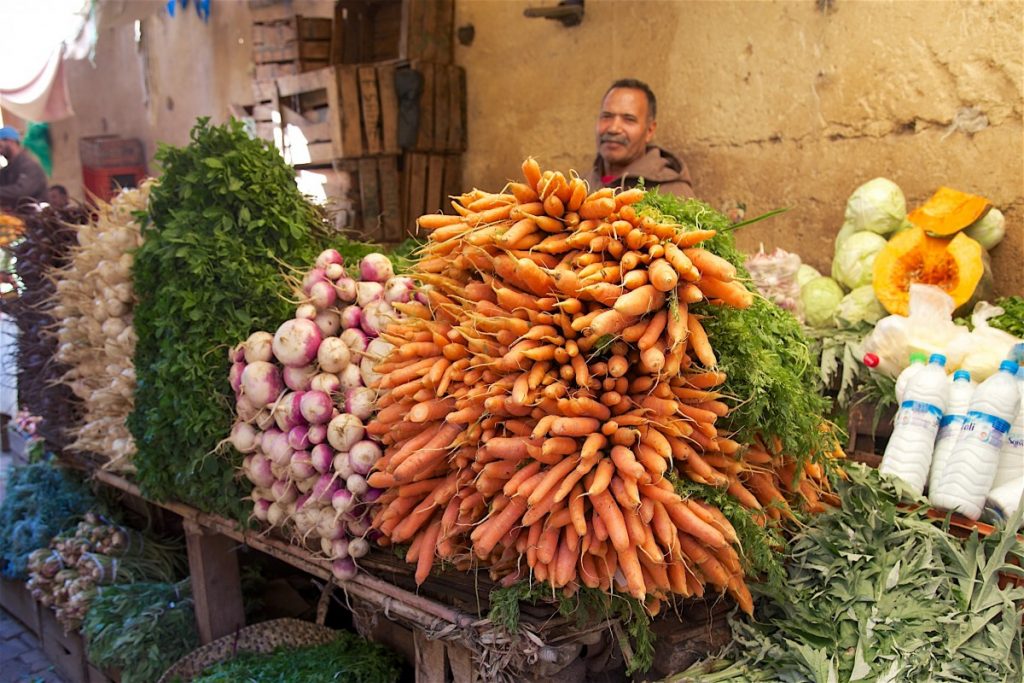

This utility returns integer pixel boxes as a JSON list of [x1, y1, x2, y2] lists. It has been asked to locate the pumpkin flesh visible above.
[[907, 186, 990, 236]]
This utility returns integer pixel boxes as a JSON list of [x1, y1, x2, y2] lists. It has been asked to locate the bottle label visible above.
[[937, 414, 966, 441], [1007, 430, 1023, 450], [895, 400, 943, 431], [958, 411, 1012, 450]]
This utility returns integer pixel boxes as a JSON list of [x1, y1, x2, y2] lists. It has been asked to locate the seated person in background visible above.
[[585, 79, 695, 198], [47, 185, 69, 210], [0, 126, 48, 209]]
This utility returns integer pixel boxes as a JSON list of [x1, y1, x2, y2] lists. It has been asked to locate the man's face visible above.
[[596, 87, 656, 171], [48, 188, 68, 208]]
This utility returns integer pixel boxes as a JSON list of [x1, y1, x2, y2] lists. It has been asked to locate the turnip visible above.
[[324, 263, 345, 281], [360, 300, 396, 336], [271, 479, 298, 505], [317, 509, 346, 540], [308, 280, 337, 310], [287, 425, 310, 451], [241, 361, 283, 407], [267, 502, 287, 527], [339, 364, 363, 390], [334, 277, 357, 304], [331, 557, 357, 581], [283, 364, 318, 392], [272, 318, 322, 367], [229, 361, 246, 395], [270, 461, 289, 482], [255, 408, 276, 431], [230, 421, 259, 454], [360, 338, 393, 387], [344, 387, 376, 421], [295, 303, 317, 320], [346, 473, 369, 496], [329, 537, 350, 560], [333, 452, 354, 479], [229, 343, 246, 363], [245, 454, 275, 488], [310, 372, 341, 394], [295, 475, 317, 495], [252, 499, 272, 522], [363, 488, 383, 504], [317, 337, 351, 373], [356, 281, 384, 307], [300, 390, 334, 425], [332, 488, 355, 514], [302, 267, 327, 294], [273, 391, 306, 431], [314, 310, 341, 337], [339, 305, 362, 330], [243, 331, 275, 363], [349, 440, 382, 476], [321, 536, 334, 557], [290, 450, 317, 480], [236, 396, 260, 423], [347, 536, 370, 558], [340, 328, 369, 353], [292, 504, 318, 537], [327, 413, 364, 453], [307, 423, 328, 445], [383, 276, 416, 304], [316, 248, 344, 270], [295, 492, 312, 510], [360, 253, 394, 283], [265, 431, 292, 466], [312, 473, 340, 503], [310, 443, 334, 474]]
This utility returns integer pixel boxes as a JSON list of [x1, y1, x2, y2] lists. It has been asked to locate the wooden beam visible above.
[[183, 519, 246, 644], [414, 629, 448, 683]]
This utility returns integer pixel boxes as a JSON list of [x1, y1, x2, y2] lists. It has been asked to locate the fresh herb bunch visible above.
[[989, 296, 1024, 338], [129, 118, 330, 518], [674, 465, 1024, 682], [0, 459, 95, 579], [636, 194, 836, 463], [83, 579, 199, 683], [189, 630, 402, 683], [488, 582, 654, 675]]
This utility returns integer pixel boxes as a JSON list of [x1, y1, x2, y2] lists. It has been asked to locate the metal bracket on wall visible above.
[[523, 0, 584, 28]]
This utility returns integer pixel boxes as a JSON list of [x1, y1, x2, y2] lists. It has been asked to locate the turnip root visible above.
[[340, 328, 369, 353], [272, 318, 322, 367], [383, 276, 415, 304], [283, 364, 317, 392], [344, 387, 376, 421], [359, 253, 394, 283], [299, 390, 334, 425], [339, 364, 363, 390], [310, 373, 341, 394], [332, 557, 357, 581], [241, 361, 283, 408], [295, 303, 317, 320], [333, 452, 354, 480], [334, 278, 357, 304], [349, 440, 382, 475], [347, 536, 370, 558], [273, 391, 306, 431], [356, 281, 384, 307], [287, 425, 310, 451], [339, 305, 362, 330], [307, 423, 328, 445], [229, 361, 246, 394], [302, 267, 327, 294], [245, 454, 275, 488], [310, 443, 334, 474], [308, 280, 337, 310], [290, 450, 316, 480], [315, 249, 344, 269], [314, 310, 341, 337], [317, 337, 351, 373], [324, 263, 345, 280], [346, 473, 369, 497], [243, 331, 274, 363], [327, 413, 364, 452], [230, 421, 259, 454], [271, 479, 298, 505]]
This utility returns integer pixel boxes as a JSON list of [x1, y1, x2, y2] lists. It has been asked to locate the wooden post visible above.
[[447, 643, 478, 683], [414, 629, 447, 683], [183, 519, 246, 644]]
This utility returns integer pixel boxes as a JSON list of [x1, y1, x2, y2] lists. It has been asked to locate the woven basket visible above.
[[157, 618, 338, 683]]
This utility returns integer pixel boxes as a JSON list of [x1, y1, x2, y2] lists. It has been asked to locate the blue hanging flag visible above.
[[195, 0, 210, 22]]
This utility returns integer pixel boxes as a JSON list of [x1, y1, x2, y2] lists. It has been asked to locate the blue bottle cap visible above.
[[998, 360, 1019, 374], [928, 353, 947, 366], [953, 370, 971, 381]]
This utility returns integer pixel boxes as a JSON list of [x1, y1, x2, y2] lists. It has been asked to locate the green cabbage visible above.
[[796, 263, 821, 288], [836, 285, 887, 327], [831, 231, 888, 290], [963, 208, 1005, 250], [834, 220, 859, 251], [801, 276, 844, 328], [844, 177, 907, 236]]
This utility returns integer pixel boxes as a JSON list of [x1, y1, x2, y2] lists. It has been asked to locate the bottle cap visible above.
[[909, 352, 927, 364], [928, 353, 947, 366], [998, 360, 1019, 374], [953, 370, 971, 382], [862, 353, 879, 368]]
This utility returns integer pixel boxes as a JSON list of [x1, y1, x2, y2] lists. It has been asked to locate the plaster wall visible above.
[[455, 0, 1024, 295]]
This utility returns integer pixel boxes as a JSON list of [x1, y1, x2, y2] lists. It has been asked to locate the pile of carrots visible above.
[[366, 159, 835, 615]]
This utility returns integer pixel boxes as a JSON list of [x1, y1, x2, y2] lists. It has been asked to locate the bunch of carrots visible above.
[[366, 159, 836, 616]]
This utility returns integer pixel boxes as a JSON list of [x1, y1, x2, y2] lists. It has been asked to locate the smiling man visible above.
[[585, 79, 694, 198]]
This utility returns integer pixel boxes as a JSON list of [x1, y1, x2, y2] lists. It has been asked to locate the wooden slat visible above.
[[184, 519, 246, 645], [275, 67, 330, 98], [299, 41, 332, 61], [358, 157, 383, 240], [433, 64, 450, 151], [378, 155, 402, 241], [337, 66, 364, 157], [427, 154, 445, 215], [415, 62, 435, 151], [447, 643, 478, 683], [325, 65, 344, 157], [249, 2, 294, 23], [414, 630, 447, 683], [358, 66, 382, 155], [406, 152, 429, 226], [377, 63, 400, 154], [305, 141, 336, 165], [443, 154, 462, 202], [449, 66, 466, 152], [436, 0, 455, 64], [297, 16, 333, 40]]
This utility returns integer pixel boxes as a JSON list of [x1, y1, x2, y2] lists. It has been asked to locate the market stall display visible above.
[[53, 183, 151, 472], [366, 159, 841, 621]]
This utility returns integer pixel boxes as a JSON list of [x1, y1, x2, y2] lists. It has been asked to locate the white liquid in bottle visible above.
[[931, 360, 1021, 520], [879, 354, 949, 496], [926, 370, 974, 496], [990, 367, 1024, 490], [894, 351, 928, 404]]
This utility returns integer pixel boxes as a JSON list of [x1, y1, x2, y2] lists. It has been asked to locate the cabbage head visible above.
[[797, 263, 821, 288], [801, 276, 844, 328], [844, 177, 907, 235], [836, 285, 887, 327], [835, 220, 858, 251], [831, 231, 888, 290], [963, 207, 1005, 250]]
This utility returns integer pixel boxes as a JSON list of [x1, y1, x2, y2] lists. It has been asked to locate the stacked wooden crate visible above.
[[248, 0, 464, 244], [250, 3, 333, 81]]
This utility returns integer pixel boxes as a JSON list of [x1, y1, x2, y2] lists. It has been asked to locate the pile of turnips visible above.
[[226, 249, 415, 580]]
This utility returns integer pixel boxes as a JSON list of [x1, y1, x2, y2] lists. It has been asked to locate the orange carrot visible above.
[[614, 284, 665, 317], [591, 490, 630, 552]]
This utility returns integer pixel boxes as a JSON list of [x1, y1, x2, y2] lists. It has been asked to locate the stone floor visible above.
[[0, 608, 67, 683]]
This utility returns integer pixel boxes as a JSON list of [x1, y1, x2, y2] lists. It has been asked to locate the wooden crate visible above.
[[333, 0, 454, 65], [40, 607, 88, 683], [408, 62, 466, 154], [251, 7, 333, 78], [326, 156, 404, 242], [0, 577, 41, 637], [402, 152, 461, 229]]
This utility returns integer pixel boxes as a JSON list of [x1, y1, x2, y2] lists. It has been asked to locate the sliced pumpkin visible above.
[[907, 186, 990, 236], [872, 226, 988, 316]]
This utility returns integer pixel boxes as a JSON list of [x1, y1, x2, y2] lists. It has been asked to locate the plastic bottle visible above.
[[894, 352, 929, 404], [990, 366, 1024, 490], [931, 360, 1021, 520], [879, 353, 949, 496], [986, 478, 1024, 528], [926, 370, 975, 495]]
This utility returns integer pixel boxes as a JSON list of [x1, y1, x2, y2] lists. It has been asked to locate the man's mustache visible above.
[[600, 134, 628, 145]]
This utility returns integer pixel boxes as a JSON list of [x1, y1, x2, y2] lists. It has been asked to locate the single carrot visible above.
[[683, 248, 736, 281], [613, 284, 665, 317], [591, 490, 630, 552], [473, 496, 528, 558], [697, 277, 753, 308], [527, 457, 580, 506], [638, 310, 668, 351], [417, 213, 464, 230], [617, 546, 647, 599], [648, 258, 679, 292], [686, 315, 717, 368], [415, 518, 442, 584]]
